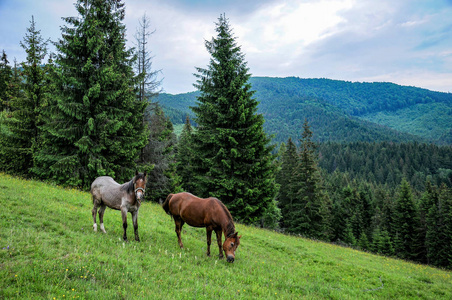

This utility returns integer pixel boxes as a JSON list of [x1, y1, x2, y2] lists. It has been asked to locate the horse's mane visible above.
[[214, 198, 235, 237], [120, 173, 146, 194]]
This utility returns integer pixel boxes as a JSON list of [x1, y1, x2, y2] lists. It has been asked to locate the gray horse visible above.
[[90, 172, 147, 241]]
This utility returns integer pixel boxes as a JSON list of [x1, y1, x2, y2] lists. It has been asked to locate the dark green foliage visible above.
[[33, 0, 147, 188], [176, 115, 195, 193], [1, 17, 48, 175], [424, 184, 452, 268], [0, 50, 12, 110], [318, 141, 452, 191], [190, 14, 278, 225], [278, 120, 331, 239], [140, 102, 179, 201], [392, 179, 421, 260], [0, 62, 24, 173], [275, 138, 298, 226], [371, 227, 394, 256]]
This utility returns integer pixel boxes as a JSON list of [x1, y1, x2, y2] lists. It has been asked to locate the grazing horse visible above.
[[90, 172, 147, 242], [162, 192, 241, 263]]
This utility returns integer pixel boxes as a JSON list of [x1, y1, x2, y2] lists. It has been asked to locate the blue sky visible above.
[[1, 0, 452, 94]]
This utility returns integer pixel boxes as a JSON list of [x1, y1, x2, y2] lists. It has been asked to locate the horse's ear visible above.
[[232, 232, 238, 238], [136, 170, 139, 176], [143, 171, 147, 177]]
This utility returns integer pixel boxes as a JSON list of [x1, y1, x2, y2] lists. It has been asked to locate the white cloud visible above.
[[1, 0, 452, 94], [236, 0, 354, 54]]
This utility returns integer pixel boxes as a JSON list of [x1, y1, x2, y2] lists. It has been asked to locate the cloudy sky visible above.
[[1, 0, 452, 94]]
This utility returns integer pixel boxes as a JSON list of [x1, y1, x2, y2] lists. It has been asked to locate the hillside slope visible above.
[[156, 77, 452, 144], [1, 173, 451, 299]]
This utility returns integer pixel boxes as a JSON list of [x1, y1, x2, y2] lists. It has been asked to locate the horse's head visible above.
[[134, 171, 147, 201], [223, 232, 241, 263]]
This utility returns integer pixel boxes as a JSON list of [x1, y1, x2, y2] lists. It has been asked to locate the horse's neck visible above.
[[122, 180, 134, 194], [222, 218, 235, 238]]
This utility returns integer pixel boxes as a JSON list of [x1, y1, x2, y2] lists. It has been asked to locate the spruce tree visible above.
[[425, 184, 452, 268], [191, 14, 278, 224], [0, 52, 14, 171], [419, 180, 438, 264], [276, 137, 298, 228], [287, 119, 332, 240], [393, 178, 420, 260], [2, 16, 48, 175], [34, 0, 147, 187], [0, 50, 12, 110], [176, 115, 195, 192], [0, 60, 24, 172], [141, 102, 179, 201]]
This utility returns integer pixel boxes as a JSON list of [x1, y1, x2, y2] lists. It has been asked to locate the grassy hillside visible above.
[[1, 173, 451, 299]]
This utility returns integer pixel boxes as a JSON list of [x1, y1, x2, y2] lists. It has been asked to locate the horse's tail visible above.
[[162, 193, 173, 215]]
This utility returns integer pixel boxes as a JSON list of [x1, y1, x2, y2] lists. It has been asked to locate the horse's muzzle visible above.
[[227, 255, 235, 263]]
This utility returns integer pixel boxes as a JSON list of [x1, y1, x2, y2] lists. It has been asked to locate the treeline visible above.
[[277, 126, 452, 270], [0, 2, 178, 199], [318, 141, 452, 191]]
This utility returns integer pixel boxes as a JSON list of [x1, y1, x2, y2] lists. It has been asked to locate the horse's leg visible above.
[[206, 226, 213, 257], [92, 197, 99, 232], [98, 204, 107, 233], [132, 211, 140, 242], [175, 217, 184, 248], [215, 230, 224, 259], [121, 206, 128, 241]]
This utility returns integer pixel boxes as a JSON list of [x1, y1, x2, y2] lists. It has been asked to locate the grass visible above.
[[1, 173, 451, 299]]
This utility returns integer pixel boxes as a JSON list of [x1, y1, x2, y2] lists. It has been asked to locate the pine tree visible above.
[[134, 13, 161, 102], [191, 14, 278, 224], [141, 102, 179, 201], [425, 184, 452, 268], [0, 50, 12, 110], [0, 60, 24, 172], [2, 16, 48, 175], [419, 180, 438, 264], [287, 119, 332, 239], [176, 115, 195, 192], [372, 227, 394, 256], [276, 137, 298, 228], [393, 178, 421, 260], [34, 0, 147, 188]]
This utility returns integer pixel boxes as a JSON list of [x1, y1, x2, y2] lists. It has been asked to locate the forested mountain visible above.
[[157, 77, 452, 145]]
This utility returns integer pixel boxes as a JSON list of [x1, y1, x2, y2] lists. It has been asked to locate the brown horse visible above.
[[162, 192, 241, 263], [90, 172, 147, 242]]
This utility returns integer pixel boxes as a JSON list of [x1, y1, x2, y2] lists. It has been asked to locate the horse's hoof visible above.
[[93, 224, 97, 232]]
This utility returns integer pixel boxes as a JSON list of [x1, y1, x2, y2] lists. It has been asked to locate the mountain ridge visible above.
[[155, 77, 452, 145]]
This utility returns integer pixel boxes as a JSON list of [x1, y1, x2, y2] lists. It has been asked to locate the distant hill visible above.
[[155, 77, 452, 145]]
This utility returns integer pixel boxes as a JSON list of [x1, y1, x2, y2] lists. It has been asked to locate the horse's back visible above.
[[168, 192, 221, 227], [90, 176, 122, 208], [91, 176, 119, 190]]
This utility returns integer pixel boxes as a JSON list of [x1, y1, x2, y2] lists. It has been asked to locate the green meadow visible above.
[[1, 173, 451, 299]]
